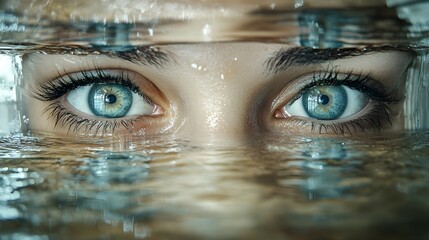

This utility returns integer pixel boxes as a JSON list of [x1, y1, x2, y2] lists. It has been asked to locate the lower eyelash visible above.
[[44, 101, 137, 135], [285, 102, 392, 135]]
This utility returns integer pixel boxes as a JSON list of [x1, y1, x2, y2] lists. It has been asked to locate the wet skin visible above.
[[22, 43, 414, 138]]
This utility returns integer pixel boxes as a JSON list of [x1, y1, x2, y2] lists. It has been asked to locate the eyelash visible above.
[[34, 69, 152, 135], [34, 68, 402, 136], [281, 69, 402, 134], [43, 102, 137, 135], [34, 69, 147, 101]]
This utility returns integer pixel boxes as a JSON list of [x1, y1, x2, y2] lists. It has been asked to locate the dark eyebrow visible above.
[[265, 46, 415, 75], [102, 46, 171, 67], [30, 45, 172, 67]]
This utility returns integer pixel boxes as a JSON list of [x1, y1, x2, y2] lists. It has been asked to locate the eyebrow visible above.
[[103, 46, 171, 67], [32, 45, 171, 68], [265, 46, 415, 75]]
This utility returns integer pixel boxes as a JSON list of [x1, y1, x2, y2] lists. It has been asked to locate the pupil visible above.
[[319, 95, 329, 105], [105, 94, 117, 104]]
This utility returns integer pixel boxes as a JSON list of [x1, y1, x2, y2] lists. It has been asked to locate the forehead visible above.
[[5, 0, 387, 23]]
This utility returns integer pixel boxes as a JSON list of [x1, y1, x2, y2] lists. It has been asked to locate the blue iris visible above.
[[88, 84, 133, 118], [302, 85, 347, 120]]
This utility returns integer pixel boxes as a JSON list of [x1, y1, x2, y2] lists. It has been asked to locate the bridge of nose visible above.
[[168, 43, 272, 136]]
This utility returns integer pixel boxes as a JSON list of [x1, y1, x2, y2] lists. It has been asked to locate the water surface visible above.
[[1, 1, 429, 239], [1, 132, 429, 239]]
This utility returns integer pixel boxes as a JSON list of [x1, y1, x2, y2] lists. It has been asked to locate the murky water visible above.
[[1, 132, 429, 239], [2, 0, 429, 239]]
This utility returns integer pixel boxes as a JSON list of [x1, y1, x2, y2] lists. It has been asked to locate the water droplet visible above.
[[295, 0, 304, 8]]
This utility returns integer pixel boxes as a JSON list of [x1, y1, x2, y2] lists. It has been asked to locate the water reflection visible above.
[[1, 0, 429, 239], [1, 1, 428, 48], [2, 132, 428, 238], [77, 152, 151, 186]]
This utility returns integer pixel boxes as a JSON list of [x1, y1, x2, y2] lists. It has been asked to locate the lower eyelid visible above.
[[43, 101, 165, 135], [270, 101, 392, 135]]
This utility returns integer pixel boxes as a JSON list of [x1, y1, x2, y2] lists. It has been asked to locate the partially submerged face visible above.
[[4, 0, 416, 138], [22, 42, 414, 138]]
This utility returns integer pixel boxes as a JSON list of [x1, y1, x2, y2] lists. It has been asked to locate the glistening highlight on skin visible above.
[[22, 43, 415, 137]]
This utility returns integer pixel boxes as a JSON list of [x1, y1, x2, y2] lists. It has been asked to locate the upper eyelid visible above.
[[33, 69, 146, 101], [271, 70, 402, 113], [303, 71, 402, 102]]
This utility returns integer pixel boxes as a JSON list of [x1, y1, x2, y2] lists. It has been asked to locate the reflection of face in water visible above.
[[16, 1, 415, 138]]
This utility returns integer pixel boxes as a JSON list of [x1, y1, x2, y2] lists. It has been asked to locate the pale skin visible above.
[[22, 43, 414, 138], [10, 0, 414, 139]]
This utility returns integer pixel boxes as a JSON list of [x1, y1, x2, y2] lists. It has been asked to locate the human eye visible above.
[[272, 70, 403, 135], [32, 69, 165, 136]]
